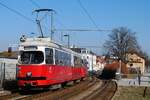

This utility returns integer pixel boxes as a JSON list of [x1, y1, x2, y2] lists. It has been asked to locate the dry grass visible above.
[[113, 86, 150, 100], [127, 74, 138, 79]]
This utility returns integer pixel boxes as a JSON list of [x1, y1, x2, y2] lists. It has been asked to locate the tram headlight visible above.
[[26, 72, 32, 77]]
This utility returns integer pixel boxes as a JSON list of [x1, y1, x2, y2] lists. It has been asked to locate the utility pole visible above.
[[119, 60, 121, 73], [0, 63, 3, 90], [119, 59, 122, 79], [91, 54, 94, 77], [50, 10, 54, 40], [64, 34, 70, 48]]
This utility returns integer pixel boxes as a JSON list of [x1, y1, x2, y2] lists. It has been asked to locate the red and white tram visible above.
[[17, 37, 88, 89]]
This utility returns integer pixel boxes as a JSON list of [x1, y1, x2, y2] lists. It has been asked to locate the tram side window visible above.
[[55, 50, 71, 66], [45, 48, 53, 64], [55, 50, 62, 65], [66, 54, 71, 66], [63, 52, 71, 66]]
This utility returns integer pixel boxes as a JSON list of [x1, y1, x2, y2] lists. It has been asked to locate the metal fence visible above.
[[0, 58, 17, 89], [0, 62, 5, 89]]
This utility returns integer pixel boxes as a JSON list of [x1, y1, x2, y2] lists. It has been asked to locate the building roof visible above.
[[0, 51, 18, 59], [71, 48, 96, 55], [126, 51, 145, 59]]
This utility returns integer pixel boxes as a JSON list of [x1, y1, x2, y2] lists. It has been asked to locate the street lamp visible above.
[[64, 34, 70, 48]]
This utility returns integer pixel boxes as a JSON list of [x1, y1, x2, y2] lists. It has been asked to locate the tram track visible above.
[[86, 80, 118, 100], [0, 77, 117, 100], [64, 79, 117, 100], [23, 77, 98, 100], [0, 91, 36, 100], [0, 77, 96, 100], [58, 77, 98, 100]]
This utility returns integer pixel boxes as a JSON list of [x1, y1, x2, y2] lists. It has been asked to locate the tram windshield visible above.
[[19, 51, 44, 64]]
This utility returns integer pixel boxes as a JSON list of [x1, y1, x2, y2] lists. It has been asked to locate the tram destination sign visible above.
[[24, 46, 38, 50]]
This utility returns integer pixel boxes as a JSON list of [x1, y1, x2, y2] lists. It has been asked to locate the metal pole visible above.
[[61, 32, 63, 41], [119, 60, 121, 74], [68, 35, 70, 48], [92, 54, 93, 77], [51, 11, 54, 40], [36, 20, 44, 37], [64, 34, 70, 48], [33, 9, 55, 39], [119, 60, 121, 79], [3, 62, 5, 80], [0, 62, 3, 89], [16, 64, 17, 79]]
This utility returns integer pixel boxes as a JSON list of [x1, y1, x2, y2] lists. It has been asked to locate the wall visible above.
[[82, 54, 96, 71], [0, 58, 17, 80]]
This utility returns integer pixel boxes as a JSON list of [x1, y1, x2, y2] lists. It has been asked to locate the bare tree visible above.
[[138, 50, 150, 68], [103, 27, 139, 63]]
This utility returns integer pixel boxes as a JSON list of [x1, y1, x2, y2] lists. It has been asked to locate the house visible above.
[[71, 48, 97, 72], [96, 56, 106, 71], [126, 53, 145, 74]]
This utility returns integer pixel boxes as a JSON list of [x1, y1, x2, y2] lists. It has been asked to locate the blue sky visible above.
[[0, 0, 150, 55]]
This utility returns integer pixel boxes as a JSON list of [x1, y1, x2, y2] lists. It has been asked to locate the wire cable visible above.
[[0, 1, 35, 23], [29, 0, 69, 32], [29, 0, 40, 8], [77, 0, 100, 30]]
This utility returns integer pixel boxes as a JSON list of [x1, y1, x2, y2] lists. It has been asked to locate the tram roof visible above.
[[19, 37, 81, 56]]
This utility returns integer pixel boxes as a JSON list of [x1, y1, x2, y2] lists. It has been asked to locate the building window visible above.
[[81, 50, 86, 53], [137, 59, 141, 62], [130, 58, 133, 61], [130, 63, 133, 67]]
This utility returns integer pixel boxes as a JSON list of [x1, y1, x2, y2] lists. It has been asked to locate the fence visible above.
[[0, 62, 4, 90], [0, 58, 17, 90]]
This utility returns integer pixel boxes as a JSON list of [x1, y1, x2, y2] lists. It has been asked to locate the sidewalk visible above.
[[0, 89, 11, 96], [117, 76, 150, 87]]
